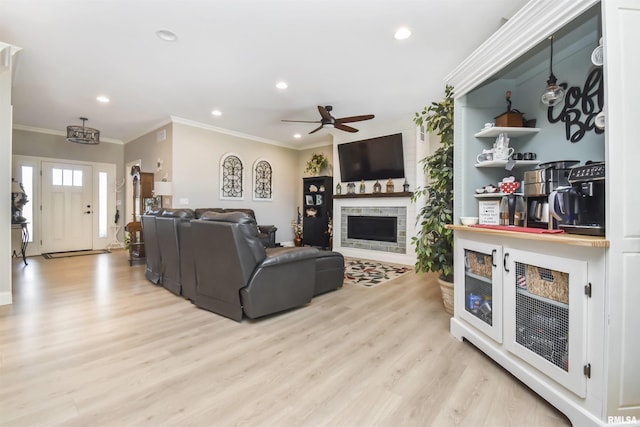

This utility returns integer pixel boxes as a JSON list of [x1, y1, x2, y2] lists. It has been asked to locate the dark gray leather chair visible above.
[[156, 208, 194, 296], [141, 209, 164, 284], [191, 211, 320, 321]]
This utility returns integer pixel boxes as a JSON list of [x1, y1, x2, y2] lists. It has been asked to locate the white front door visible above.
[[41, 162, 93, 253]]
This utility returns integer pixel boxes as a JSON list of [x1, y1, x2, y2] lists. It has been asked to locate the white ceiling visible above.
[[0, 0, 529, 149]]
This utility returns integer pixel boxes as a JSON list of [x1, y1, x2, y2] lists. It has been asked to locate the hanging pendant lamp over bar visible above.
[[66, 117, 100, 144], [541, 36, 565, 106]]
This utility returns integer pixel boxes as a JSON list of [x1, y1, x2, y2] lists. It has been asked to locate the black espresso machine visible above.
[[548, 162, 606, 236]]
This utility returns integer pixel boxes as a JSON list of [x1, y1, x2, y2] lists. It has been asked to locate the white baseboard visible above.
[[335, 247, 416, 266], [0, 291, 13, 306]]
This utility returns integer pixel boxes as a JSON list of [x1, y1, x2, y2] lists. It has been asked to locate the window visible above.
[[52, 168, 83, 186], [253, 159, 272, 201], [220, 153, 244, 200], [20, 165, 34, 242], [98, 172, 107, 238]]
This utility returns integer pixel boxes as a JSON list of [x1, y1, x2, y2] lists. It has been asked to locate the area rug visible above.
[[344, 257, 412, 288], [43, 249, 111, 259]]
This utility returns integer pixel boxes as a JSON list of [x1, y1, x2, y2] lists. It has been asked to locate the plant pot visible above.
[[437, 276, 454, 316], [294, 237, 303, 247]]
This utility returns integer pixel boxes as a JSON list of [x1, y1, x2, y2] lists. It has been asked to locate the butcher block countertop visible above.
[[447, 224, 610, 248]]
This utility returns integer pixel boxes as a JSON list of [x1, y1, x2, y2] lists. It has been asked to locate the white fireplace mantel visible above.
[[333, 195, 417, 266]]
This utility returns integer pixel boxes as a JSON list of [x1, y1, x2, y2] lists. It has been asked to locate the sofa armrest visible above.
[[261, 247, 318, 267], [258, 224, 277, 233], [258, 225, 278, 248]]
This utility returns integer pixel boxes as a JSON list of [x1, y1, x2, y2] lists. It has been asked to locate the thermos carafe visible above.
[[499, 194, 525, 226]]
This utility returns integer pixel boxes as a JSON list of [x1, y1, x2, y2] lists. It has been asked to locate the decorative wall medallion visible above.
[[220, 153, 244, 199], [547, 68, 604, 143], [253, 159, 273, 201]]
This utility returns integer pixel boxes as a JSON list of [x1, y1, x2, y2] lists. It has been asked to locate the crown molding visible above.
[[169, 116, 302, 149], [124, 117, 173, 143], [13, 124, 124, 144], [446, 0, 600, 97]]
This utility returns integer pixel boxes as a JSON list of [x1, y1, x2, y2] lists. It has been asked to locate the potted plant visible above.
[[292, 207, 303, 246], [411, 85, 455, 314], [305, 152, 329, 176]]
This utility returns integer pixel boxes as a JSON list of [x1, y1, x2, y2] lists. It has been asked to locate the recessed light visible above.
[[394, 27, 412, 40], [211, 110, 222, 117], [276, 81, 288, 90], [293, 133, 301, 139], [156, 29, 178, 42], [96, 95, 110, 103]]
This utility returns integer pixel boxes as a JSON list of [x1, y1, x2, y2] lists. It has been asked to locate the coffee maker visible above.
[[523, 160, 579, 229], [549, 162, 605, 236]]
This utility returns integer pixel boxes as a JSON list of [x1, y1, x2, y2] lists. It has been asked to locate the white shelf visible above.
[[474, 192, 524, 198], [465, 270, 492, 283], [474, 160, 539, 168], [474, 127, 540, 138]]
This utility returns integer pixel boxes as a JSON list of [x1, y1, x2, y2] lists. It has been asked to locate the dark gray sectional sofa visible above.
[[140, 208, 344, 321]]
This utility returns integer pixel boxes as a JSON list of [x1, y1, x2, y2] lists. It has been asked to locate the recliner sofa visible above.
[[141, 208, 344, 321], [191, 211, 344, 321]]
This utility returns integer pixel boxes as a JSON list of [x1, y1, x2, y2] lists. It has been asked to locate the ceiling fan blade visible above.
[[281, 119, 321, 123], [334, 123, 359, 133], [335, 114, 375, 124], [309, 125, 324, 134], [318, 106, 333, 121]]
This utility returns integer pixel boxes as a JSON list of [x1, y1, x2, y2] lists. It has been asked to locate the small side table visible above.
[[11, 222, 29, 266]]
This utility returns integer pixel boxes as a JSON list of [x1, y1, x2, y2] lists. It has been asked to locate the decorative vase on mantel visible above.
[[294, 237, 303, 247]]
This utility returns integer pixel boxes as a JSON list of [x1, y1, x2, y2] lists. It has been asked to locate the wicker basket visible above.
[[526, 265, 569, 304], [467, 250, 493, 278]]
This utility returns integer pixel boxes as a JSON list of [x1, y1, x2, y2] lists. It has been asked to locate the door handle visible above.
[[503, 252, 510, 272], [491, 249, 497, 267], [84, 211, 91, 214]]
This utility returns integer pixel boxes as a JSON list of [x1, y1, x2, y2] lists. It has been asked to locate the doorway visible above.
[[41, 161, 93, 253]]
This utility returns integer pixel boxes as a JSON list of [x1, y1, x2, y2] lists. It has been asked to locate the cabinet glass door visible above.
[[503, 248, 587, 398], [456, 238, 502, 342]]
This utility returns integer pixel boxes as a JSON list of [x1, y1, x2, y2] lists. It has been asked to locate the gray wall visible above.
[[171, 122, 331, 242], [124, 123, 173, 182], [12, 129, 125, 184]]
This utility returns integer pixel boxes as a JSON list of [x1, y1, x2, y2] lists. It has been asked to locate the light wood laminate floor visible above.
[[2, 252, 571, 426]]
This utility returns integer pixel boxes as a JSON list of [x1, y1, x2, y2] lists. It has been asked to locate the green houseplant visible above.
[[411, 85, 455, 313], [305, 152, 329, 176]]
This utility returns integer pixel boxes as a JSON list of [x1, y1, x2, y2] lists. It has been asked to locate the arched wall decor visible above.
[[253, 158, 273, 201], [220, 153, 244, 200]]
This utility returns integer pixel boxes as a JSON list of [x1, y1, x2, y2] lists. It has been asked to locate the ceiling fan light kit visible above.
[[540, 35, 566, 107], [282, 105, 374, 134], [66, 117, 100, 145]]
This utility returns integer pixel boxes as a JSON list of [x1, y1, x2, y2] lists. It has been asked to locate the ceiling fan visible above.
[[282, 105, 374, 134]]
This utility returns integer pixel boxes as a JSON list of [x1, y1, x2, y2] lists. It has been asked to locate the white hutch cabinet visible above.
[[446, 1, 640, 426]]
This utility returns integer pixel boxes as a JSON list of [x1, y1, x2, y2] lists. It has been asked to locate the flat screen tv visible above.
[[338, 133, 405, 182]]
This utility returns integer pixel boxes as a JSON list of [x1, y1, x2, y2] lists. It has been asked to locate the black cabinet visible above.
[[302, 176, 333, 248]]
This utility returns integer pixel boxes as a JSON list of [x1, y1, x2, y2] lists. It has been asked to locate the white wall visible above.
[[1, 43, 14, 305], [332, 117, 421, 265]]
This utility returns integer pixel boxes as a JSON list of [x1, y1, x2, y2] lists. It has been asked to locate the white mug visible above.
[[477, 152, 494, 163], [494, 132, 510, 150], [494, 147, 514, 160]]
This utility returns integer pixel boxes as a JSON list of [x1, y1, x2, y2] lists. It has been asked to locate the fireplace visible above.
[[340, 206, 407, 254], [347, 216, 397, 242]]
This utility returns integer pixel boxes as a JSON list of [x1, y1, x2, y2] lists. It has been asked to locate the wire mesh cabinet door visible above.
[[455, 238, 503, 343], [503, 247, 588, 398]]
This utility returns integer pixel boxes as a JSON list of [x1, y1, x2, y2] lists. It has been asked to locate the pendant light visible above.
[[66, 117, 100, 144], [540, 36, 565, 106]]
